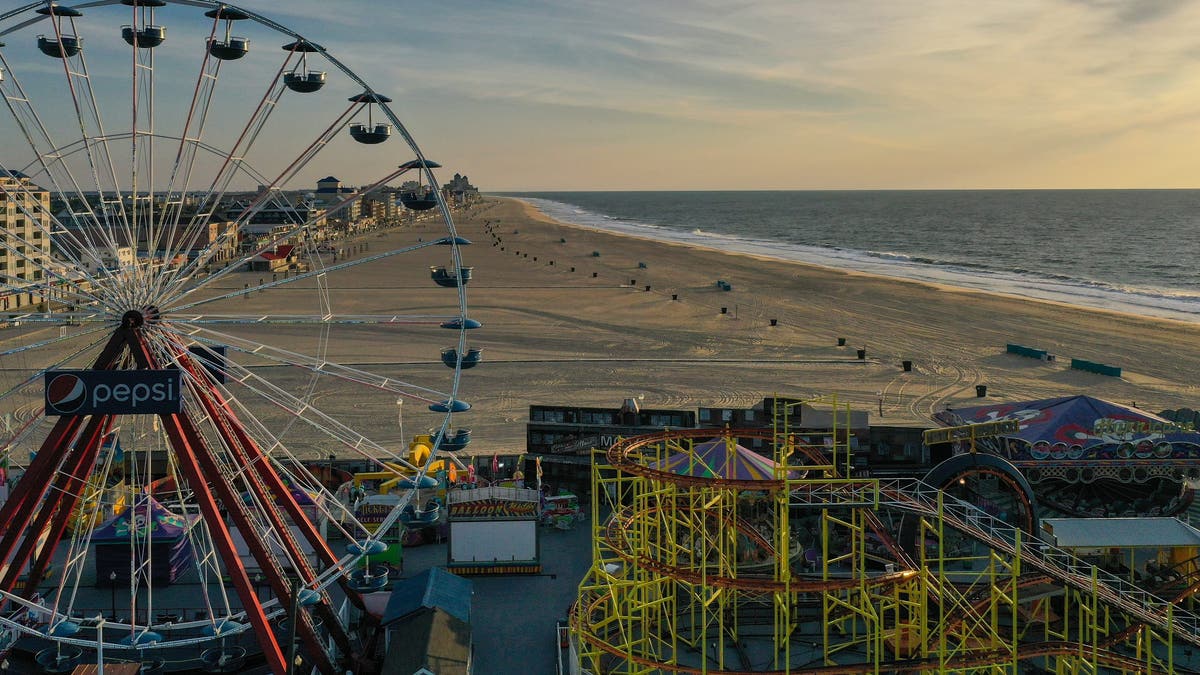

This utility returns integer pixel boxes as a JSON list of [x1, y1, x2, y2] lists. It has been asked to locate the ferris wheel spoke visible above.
[[171, 323, 449, 402], [0, 171, 114, 300], [0, 323, 107, 358], [181, 352, 424, 474], [162, 118, 388, 302], [170, 313, 456, 326], [145, 328, 424, 475], [167, 239, 452, 313], [0, 55, 129, 272], [158, 13, 223, 234], [45, 12, 134, 254], [3, 307, 108, 324], [0, 328, 112, 411], [149, 51, 299, 302]]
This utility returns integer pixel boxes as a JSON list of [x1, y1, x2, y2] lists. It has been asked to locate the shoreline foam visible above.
[[510, 195, 1200, 325]]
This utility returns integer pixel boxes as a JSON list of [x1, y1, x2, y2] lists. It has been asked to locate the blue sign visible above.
[[44, 370, 183, 416], [188, 344, 227, 384]]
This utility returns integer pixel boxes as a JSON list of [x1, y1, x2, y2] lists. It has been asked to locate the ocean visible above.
[[498, 190, 1200, 324]]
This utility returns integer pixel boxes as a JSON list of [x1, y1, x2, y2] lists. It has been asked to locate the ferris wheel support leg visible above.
[[183, 370, 344, 672], [0, 327, 129, 597], [203, 381, 368, 611], [0, 413, 86, 553], [4, 414, 112, 602], [159, 411, 289, 675]]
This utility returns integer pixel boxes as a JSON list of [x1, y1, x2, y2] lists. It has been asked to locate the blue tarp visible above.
[[933, 395, 1200, 462]]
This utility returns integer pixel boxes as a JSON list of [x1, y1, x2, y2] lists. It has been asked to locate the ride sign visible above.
[[44, 370, 183, 416]]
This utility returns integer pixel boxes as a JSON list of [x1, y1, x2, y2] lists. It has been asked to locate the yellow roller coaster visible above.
[[570, 395, 1200, 673]]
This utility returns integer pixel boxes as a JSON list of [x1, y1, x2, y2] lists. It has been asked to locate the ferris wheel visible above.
[[0, 1, 477, 673]]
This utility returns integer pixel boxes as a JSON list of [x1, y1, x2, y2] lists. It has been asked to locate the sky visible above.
[[6, 0, 1200, 191]]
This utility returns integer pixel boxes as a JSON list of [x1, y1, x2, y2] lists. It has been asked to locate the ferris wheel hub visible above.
[[121, 305, 161, 329]]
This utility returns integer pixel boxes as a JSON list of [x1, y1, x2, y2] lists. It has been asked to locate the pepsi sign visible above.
[[45, 370, 183, 416]]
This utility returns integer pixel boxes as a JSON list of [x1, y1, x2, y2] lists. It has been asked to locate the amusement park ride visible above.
[[0, 1, 477, 673], [572, 396, 1200, 673]]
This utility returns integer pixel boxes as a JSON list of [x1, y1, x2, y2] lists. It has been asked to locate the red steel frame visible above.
[[0, 314, 357, 675]]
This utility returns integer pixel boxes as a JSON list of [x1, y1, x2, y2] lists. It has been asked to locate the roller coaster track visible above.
[[601, 504, 918, 593], [589, 427, 1200, 675], [571, 589, 1172, 675], [866, 476, 1200, 649]]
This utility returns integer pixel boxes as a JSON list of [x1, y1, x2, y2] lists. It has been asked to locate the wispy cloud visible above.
[[4, 0, 1200, 189]]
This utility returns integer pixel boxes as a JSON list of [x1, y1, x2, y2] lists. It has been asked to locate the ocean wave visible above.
[[513, 196, 1200, 323]]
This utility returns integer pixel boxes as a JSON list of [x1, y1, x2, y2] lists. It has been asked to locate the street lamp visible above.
[[108, 570, 117, 620]]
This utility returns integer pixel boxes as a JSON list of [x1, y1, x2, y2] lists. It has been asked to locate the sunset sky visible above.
[[266, 0, 1200, 191], [6, 0, 1200, 192]]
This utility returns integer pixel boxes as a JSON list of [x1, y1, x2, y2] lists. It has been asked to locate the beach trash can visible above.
[[592, 251, 601, 257], [720, 307, 728, 314], [770, 318, 778, 326], [856, 348, 866, 360], [638, 262, 647, 269], [645, 285, 651, 291], [671, 294, 678, 301], [837, 337, 846, 346], [592, 272, 598, 278], [976, 385, 987, 397], [902, 360, 912, 372], [630, 279, 636, 285]]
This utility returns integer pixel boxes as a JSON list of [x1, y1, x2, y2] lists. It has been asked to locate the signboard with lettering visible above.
[[44, 370, 183, 416]]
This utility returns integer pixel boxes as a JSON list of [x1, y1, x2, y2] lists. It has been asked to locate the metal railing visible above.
[[787, 474, 1200, 645]]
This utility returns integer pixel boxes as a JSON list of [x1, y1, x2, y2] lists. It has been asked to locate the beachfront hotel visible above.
[[0, 169, 50, 312]]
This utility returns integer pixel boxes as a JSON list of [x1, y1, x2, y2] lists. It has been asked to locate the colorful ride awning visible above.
[[649, 438, 795, 480], [933, 395, 1200, 462], [92, 495, 191, 542]]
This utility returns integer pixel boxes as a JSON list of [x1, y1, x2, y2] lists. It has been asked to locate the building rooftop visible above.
[[382, 567, 472, 625], [1042, 517, 1200, 548]]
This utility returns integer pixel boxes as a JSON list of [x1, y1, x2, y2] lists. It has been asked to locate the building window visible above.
[[532, 409, 565, 423]]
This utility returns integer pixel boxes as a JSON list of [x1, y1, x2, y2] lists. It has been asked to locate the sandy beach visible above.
[[307, 196, 1200, 454], [44, 195, 1195, 459]]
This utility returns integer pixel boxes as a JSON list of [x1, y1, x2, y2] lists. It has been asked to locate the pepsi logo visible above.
[[46, 373, 86, 414], [43, 369, 182, 416]]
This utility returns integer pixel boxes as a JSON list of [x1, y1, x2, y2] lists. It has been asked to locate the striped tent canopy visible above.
[[649, 438, 793, 480]]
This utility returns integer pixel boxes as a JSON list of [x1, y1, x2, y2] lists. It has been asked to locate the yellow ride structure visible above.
[[571, 395, 1200, 673]]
